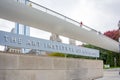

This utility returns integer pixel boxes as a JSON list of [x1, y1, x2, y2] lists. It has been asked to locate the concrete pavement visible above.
[[95, 68, 120, 80]]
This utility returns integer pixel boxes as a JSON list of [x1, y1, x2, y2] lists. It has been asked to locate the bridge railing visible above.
[[28, 1, 100, 33]]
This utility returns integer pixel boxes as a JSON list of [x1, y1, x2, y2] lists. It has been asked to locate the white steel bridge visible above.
[[0, 0, 119, 53]]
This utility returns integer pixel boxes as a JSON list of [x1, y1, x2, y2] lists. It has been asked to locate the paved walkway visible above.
[[95, 68, 120, 80]]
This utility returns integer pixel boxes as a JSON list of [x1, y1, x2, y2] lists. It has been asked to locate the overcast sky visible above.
[[32, 0, 120, 32], [0, 0, 120, 45]]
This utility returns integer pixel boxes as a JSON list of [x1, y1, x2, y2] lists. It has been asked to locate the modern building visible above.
[[15, 23, 30, 36], [15, 0, 30, 53], [15, 0, 30, 36]]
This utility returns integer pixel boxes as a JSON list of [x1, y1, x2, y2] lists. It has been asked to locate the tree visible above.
[[104, 29, 120, 41], [83, 44, 120, 67]]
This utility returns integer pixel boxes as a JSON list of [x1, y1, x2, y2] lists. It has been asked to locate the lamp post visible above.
[[118, 20, 120, 52], [118, 21, 120, 75]]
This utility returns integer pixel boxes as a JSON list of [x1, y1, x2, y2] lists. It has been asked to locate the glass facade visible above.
[[15, 23, 30, 36]]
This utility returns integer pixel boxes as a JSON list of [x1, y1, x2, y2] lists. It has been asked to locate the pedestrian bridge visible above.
[[0, 0, 119, 53]]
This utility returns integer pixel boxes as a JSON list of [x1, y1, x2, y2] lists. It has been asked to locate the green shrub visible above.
[[48, 52, 65, 57], [48, 52, 95, 59]]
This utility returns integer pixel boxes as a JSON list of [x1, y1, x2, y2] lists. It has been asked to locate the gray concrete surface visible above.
[[95, 68, 120, 80], [0, 52, 103, 80]]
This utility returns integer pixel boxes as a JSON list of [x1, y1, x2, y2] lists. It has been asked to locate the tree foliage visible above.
[[48, 52, 95, 59], [104, 29, 120, 41], [83, 44, 120, 67]]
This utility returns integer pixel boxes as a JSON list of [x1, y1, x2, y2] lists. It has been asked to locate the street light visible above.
[[118, 20, 120, 52]]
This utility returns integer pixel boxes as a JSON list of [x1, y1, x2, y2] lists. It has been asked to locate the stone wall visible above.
[[0, 52, 103, 80]]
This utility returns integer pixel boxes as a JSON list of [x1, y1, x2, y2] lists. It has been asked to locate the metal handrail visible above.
[[28, 0, 99, 33]]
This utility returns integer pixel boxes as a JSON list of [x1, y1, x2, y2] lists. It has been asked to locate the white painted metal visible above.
[[0, 0, 119, 53]]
